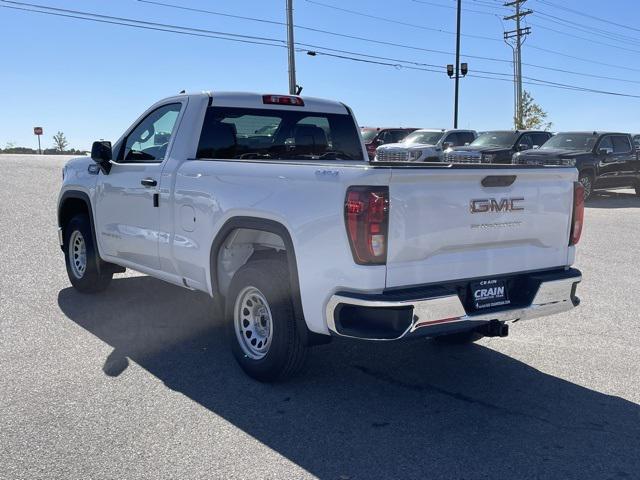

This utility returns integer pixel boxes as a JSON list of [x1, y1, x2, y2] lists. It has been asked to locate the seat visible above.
[[293, 125, 328, 155]]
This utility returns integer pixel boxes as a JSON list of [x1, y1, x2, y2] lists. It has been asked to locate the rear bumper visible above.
[[326, 268, 581, 341]]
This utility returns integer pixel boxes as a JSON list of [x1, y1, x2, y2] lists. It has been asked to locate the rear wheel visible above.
[[578, 172, 594, 200], [64, 214, 112, 293], [226, 258, 308, 382]]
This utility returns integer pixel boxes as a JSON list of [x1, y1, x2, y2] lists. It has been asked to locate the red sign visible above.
[[34, 127, 43, 135]]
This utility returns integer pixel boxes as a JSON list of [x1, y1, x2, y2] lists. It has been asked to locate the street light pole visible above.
[[286, 0, 297, 95], [453, 0, 461, 128]]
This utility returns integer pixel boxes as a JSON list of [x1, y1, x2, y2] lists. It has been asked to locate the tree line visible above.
[[1, 131, 87, 155]]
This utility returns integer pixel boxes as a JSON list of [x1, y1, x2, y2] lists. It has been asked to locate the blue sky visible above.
[[2, 0, 639, 150]]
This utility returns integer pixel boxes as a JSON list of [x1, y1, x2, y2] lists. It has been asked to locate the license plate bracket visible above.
[[470, 279, 510, 310]]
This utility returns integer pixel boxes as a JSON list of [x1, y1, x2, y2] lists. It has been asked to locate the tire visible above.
[[635, 181, 640, 197], [226, 257, 308, 382], [578, 172, 594, 200], [433, 330, 483, 345], [63, 214, 112, 293]]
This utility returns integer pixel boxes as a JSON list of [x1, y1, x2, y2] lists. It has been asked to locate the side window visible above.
[[612, 135, 632, 153], [518, 134, 534, 150], [458, 132, 476, 146], [533, 133, 551, 147], [378, 131, 391, 144], [598, 136, 613, 152], [121, 103, 182, 163], [443, 133, 459, 146], [390, 130, 407, 143]]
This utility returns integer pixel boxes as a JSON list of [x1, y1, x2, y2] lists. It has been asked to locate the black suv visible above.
[[444, 130, 552, 164], [513, 132, 640, 199]]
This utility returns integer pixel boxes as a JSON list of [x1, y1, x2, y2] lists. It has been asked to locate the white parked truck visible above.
[[374, 128, 477, 162], [58, 92, 584, 381]]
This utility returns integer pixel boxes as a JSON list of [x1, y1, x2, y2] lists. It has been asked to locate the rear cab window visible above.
[[197, 107, 363, 161]]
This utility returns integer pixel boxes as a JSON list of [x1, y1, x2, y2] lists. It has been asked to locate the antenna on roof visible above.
[[179, 89, 186, 94]]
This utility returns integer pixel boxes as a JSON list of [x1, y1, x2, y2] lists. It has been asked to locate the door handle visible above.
[[141, 178, 157, 187]]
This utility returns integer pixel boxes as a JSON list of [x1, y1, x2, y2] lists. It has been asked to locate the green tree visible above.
[[517, 90, 552, 131], [52, 131, 69, 152]]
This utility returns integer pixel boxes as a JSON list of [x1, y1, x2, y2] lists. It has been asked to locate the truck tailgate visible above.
[[386, 167, 577, 288]]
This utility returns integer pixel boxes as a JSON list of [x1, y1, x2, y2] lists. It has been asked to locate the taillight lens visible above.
[[345, 186, 389, 265], [570, 181, 585, 245]]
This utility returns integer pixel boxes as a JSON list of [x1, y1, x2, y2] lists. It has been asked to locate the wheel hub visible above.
[[69, 230, 87, 279], [234, 287, 273, 360]]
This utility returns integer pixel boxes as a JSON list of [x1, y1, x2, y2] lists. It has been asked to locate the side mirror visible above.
[[598, 147, 613, 156], [518, 143, 530, 151], [533, 145, 540, 149], [91, 141, 112, 174], [443, 142, 454, 150]]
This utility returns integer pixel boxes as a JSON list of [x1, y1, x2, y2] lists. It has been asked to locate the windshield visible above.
[[470, 132, 518, 148], [403, 131, 443, 145], [541, 133, 598, 151], [360, 129, 378, 142]]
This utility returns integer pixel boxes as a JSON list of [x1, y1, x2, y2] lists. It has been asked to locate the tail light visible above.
[[570, 181, 585, 245], [345, 186, 389, 265]]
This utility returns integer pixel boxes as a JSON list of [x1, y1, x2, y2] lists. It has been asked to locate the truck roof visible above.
[[554, 131, 631, 136], [480, 130, 550, 134], [188, 91, 350, 115]]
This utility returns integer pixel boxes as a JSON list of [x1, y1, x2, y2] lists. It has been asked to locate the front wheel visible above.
[[63, 214, 112, 293], [226, 258, 308, 382]]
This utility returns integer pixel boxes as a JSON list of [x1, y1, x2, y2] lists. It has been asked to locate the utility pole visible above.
[[504, 0, 531, 129], [453, 0, 461, 128], [286, 0, 297, 95]]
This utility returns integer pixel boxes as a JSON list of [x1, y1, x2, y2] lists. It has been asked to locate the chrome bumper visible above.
[[326, 274, 581, 341]]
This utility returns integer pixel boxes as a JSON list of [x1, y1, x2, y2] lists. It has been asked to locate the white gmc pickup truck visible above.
[[58, 91, 584, 381]]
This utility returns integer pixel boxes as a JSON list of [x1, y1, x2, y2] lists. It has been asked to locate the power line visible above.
[[138, 0, 515, 65], [535, 0, 640, 35], [142, 0, 640, 82], [304, 0, 502, 43], [0, 0, 284, 44], [411, 0, 499, 16], [3, 0, 640, 101], [528, 20, 640, 56], [532, 8, 640, 46], [527, 43, 640, 74]]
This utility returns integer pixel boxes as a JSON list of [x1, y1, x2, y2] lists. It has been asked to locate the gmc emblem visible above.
[[470, 197, 524, 213]]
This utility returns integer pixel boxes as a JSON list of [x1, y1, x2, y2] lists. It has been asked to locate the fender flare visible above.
[[209, 216, 329, 346], [58, 190, 98, 245], [58, 190, 104, 267]]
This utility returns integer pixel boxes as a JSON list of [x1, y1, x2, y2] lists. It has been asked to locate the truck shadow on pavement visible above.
[[58, 276, 640, 480], [586, 190, 640, 209]]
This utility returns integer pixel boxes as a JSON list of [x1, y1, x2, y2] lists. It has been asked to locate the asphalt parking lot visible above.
[[1, 154, 639, 480]]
